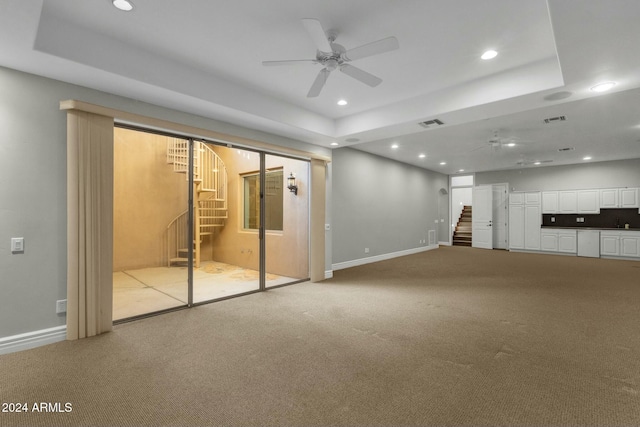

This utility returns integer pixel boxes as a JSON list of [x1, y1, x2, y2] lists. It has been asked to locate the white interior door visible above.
[[472, 185, 493, 249]]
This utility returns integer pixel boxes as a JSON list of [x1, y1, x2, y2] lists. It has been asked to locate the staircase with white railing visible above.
[[166, 139, 228, 268]]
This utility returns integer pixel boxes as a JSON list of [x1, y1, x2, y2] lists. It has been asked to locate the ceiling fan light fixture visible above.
[[481, 50, 498, 60], [112, 0, 134, 11], [590, 81, 616, 92]]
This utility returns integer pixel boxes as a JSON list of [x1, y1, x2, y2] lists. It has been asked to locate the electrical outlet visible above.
[[551, 217, 555, 223], [364, 248, 369, 254], [56, 299, 67, 314]]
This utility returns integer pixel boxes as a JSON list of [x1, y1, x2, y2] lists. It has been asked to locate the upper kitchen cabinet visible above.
[[599, 188, 639, 209], [558, 191, 578, 213], [577, 190, 599, 214], [600, 188, 619, 208], [542, 191, 558, 214], [620, 188, 639, 208]]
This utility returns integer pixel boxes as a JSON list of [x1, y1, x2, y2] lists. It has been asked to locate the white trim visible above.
[[0, 325, 66, 355], [332, 245, 438, 271], [438, 241, 452, 246], [324, 270, 334, 279]]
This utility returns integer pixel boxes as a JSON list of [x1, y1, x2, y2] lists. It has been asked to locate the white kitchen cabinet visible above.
[[540, 229, 577, 253], [600, 232, 620, 256], [542, 191, 559, 213], [525, 192, 541, 205], [509, 192, 524, 205], [524, 205, 541, 250], [558, 230, 577, 253], [577, 190, 599, 213], [509, 192, 541, 251], [620, 188, 639, 208], [600, 189, 619, 208], [620, 235, 640, 257], [600, 231, 640, 258], [509, 205, 524, 250], [540, 229, 558, 251], [558, 191, 578, 213]]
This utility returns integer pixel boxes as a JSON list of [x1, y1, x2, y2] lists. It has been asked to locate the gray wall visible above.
[[0, 66, 330, 339], [476, 159, 640, 191], [331, 147, 449, 265]]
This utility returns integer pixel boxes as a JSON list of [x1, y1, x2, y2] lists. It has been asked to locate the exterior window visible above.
[[243, 169, 283, 231]]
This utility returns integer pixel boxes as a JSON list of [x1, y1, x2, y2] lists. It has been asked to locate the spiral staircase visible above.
[[165, 139, 228, 268]]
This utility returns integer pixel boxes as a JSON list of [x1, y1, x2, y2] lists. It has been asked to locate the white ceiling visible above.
[[1, 0, 639, 174]]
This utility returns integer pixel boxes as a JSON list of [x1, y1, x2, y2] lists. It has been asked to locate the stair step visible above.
[[170, 257, 188, 263], [452, 241, 473, 247], [200, 224, 225, 228]]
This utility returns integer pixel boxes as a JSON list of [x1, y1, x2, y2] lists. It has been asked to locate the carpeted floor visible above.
[[1, 246, 639, 426]]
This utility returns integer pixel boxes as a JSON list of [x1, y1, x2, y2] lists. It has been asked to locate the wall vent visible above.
[[543, 115, 566, 124], [418, 119, 444, 128], [558, 147, 575, 152]]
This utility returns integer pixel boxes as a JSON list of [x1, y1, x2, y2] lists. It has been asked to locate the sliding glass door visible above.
[[265, 154, 310, 288], [113, 127, 310, 321], [193, 144, 260, 302], [113, 128, 189, 320]]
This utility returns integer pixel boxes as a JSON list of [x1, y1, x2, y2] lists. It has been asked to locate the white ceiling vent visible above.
[[418, 119, 444, 128], [543, 115, 566, 124]]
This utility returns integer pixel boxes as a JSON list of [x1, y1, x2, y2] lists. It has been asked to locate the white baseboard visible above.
[[324, 270, 334, 279], [438, 241, 451, 246], [0, 325, 66, 355], [332, 245, 438, 271]]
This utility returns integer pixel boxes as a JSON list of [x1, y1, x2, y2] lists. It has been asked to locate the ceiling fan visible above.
[[471, 129, 528, 152], [262, 18, 399, 97]]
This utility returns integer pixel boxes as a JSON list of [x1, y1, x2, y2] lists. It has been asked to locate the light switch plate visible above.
[[11, 237, 24, 252]]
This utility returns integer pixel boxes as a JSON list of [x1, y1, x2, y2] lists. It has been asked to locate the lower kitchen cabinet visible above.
[[540, 229, 577, 254], [600, 231, 640, 258]]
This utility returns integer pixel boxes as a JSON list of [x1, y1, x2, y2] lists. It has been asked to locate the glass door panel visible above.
[[113, 128, 189, 320], [193, 144, 260, 302], [265, 154, 310, 288]]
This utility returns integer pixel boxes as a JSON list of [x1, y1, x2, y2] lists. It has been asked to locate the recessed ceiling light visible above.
[[439, 162, 447, 165], [458, 169, 465, 172], [337, 99, 348, 106], [330, 142, 339, 146], [534, 161, 541, 165], [418, 153, 426, 158], [583, 156, 592, 160], [590, 81, 616, 92], [391, 144, 399, 149], [506, 143, 516, 147], [481, 50, 498, 60], [112, 0, 134, 11]]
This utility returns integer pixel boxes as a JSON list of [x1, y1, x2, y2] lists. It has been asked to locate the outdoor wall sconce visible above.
[[287, 173, 298, 195]]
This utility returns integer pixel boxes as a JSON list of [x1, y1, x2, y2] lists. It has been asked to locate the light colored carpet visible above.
[[2, 246, 639, 426]]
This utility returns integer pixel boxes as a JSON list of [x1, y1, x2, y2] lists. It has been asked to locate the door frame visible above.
[[472, 185, 493, 249]]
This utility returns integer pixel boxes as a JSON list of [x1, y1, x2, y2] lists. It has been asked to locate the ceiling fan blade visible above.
[[339, 64, 382, 87], [262, 59, 317, 66], [342, 36, 399, 61], [307, 68, 331, 98], [302, 18, 333, 53]]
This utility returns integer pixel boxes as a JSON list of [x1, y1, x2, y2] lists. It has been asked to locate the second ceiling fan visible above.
[[262, 18, 399, 97]]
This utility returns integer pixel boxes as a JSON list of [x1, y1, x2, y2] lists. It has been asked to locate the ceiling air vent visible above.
[[543, 115, 566, 124], [558, 147, 575, 152], [418, 119, 444, 128]]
